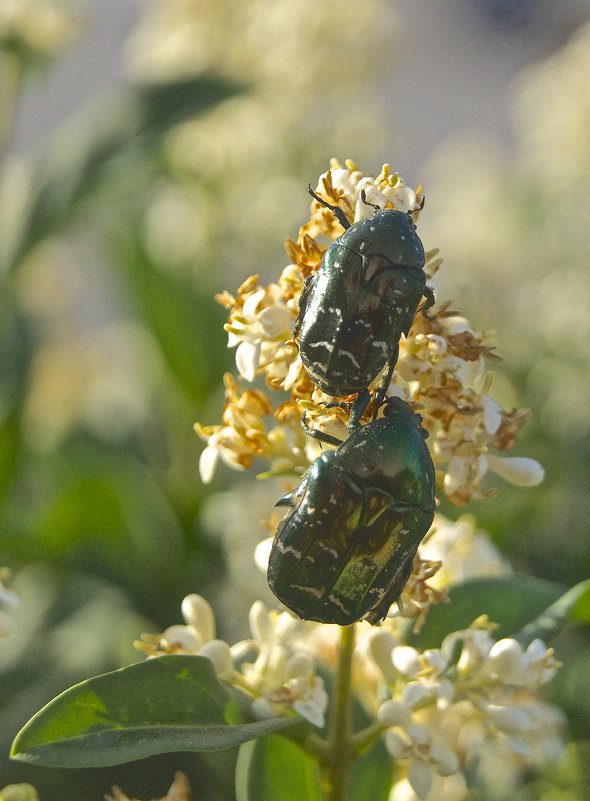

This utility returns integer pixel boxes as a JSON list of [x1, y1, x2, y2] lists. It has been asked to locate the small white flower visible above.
[[383, 724, 458, 799], [147, 594, 235, 680], [237, 602, 327, 727]]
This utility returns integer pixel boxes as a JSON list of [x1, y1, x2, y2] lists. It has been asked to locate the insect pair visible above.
[[267, 187, 437, 625]]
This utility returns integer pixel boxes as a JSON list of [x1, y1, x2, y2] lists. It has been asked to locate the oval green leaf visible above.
[[235, 735, 322, 801], [515, 579, 590, 646], [407, 575, 565, 649], [11, 655, 295, 767], [348, 738, 392, 801]]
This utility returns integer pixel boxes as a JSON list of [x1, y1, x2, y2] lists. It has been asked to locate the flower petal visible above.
[[485, 454, 545, 486], [408, 758, 433, 799], [236, 340, 262, 382]]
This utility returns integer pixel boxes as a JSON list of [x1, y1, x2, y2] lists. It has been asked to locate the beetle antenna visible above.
[[307, 184, 351, 230], [360, 188, 382, 212], [409, 194, 426, 216]]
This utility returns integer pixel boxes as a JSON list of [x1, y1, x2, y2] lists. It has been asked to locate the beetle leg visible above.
[[318, 390, 371, 431], [371, 350, 398, 418], [349, 389, 371, 429], [307, 184, 351, 230], [301, 412, 343, 447], [420, 286, 436, 318]]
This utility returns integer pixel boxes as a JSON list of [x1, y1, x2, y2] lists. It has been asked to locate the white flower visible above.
[[226, 285, 293, 382], [144, 593, 234, 680], [384, 724, 458, 799], [237, 602, 328, 727]]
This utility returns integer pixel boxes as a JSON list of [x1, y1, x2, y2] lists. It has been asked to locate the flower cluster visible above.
[[139, 550, 562, 799], [137, 593, 328, 728], [367, 618, 561, 798], [195, 160, 544, 506]]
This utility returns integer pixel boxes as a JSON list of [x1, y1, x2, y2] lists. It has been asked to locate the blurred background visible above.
[[1, 0, 589, 798]]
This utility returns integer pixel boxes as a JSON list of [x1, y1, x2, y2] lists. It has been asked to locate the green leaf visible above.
[[515, 579, 590, 646], [407, 575, 565, 649], [113, 235, 229, 404], [2, 76, 240, 273], [11, 655, 295, 767], [235, 735, 322, 801], [348, 738, 392, 801]]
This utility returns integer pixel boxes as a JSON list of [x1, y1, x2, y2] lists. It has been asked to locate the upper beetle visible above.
[[267, 397, 436, 626], [297, 187, 434, 409]]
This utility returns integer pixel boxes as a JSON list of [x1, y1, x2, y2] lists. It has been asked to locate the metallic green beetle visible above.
[[297, 188, 434, 413], [267, 397, 436, 625]]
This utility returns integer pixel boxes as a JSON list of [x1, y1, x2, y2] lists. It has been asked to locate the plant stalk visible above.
[[320, 623, 356, 801]]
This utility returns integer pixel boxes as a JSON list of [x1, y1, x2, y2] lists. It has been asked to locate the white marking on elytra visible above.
[[308, 341, 335, 353], [275, 541, 302, 559], [318, 542, 339, 560], [291, 584, 323, 598], [327, 594, 349, 613], [338, 350, 360, 368]]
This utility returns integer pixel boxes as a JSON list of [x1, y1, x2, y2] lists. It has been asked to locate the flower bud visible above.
[[181, 594, 216, 642], [486, 454, 545, 487], [377, 699, 408, 727], [488, 638, 525, 683], [392, 645, 421, 677], [200, 639, 233, 678]]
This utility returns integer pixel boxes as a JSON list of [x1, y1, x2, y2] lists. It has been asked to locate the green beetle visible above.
[[267, 397, 436, 625], [297, 188, 434, 415]]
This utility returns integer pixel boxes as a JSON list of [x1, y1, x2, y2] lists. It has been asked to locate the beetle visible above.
[[297, 187, 434, 420], [267, 397, 436, 625]]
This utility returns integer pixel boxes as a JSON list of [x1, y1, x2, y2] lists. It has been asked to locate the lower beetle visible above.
[[267, 397, 436, 625], [297, 187, 434, 416]]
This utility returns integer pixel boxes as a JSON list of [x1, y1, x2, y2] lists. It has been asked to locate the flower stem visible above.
[[320, 624, 356, 801]]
